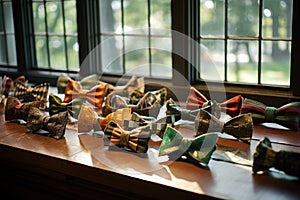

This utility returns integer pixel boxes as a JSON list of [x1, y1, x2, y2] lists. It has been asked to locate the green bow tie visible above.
[[159, 127, 218, 166]]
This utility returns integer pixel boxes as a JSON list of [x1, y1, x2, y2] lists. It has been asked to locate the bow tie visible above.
[[48, 93, 85, 118], [4, 96, 41, 121], [159, 127, 218, 166], [124, 112, 176, 138], [241, 98, 300, 131], [14, 81, 49, 109], [186, 87, 243, 117], [26, 107, 68, 140], [253, 137, 300, 178], [166, 98, 221, 121], [195, 109, 253, 143], [63, 79, 108, 109], [77, 102, 131, 132], [104, 121, 152, 153], [2, 75, 26, 97], [56, 73, 99, 93]]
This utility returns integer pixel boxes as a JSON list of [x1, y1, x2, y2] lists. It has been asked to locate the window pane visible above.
[[33, 2, 46, 33], [200, 0, 224, 36], [3, 2, 14, 33], [7, 35, 16, 65], [49, 36, 66, 69], [64, 1, 77, 34], [261, 40, 291, 85], [199, 40, 225, 81], [0, 35, 7, 65], [228, 0, 259, 37], [35, 36, 48, 68], [46, 1, 64, 34], [263, 0, 293, 38], [227, 40, 258, 83], [124, 0, 148, 30], [66, 36, 79, 70], [150, 0, 171, 31], [99, 0, 121, 33]]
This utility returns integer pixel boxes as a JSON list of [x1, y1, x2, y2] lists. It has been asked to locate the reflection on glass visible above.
[[64, 1, 77, 34], [227, 40, 258, 83], [100, 0, 121, 33], [33, 2, 46, 33], [46, 1, 64, 34], [261, 41, 290, 85], [35, 36, 48, 68], [49, 36, 66, 69], [67, 36, 79, 71]]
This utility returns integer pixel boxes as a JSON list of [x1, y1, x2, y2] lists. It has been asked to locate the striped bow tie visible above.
[[63, 79, 108, 109], [14, 81, 49, 109], [77, 102, 131, 133], [253, 137, 300, 178], [104, 121, 152, 153], [56, 73, 99, 94], [48, 93, 85, 118], [4, 96, 40, 121], [241, 98, 300, 131], [195, 109, 253, 143], [186, 87, 243, 117], [2, 75, 26, 97], [159, 127, 218, 166], [26, 107, 68, 140]]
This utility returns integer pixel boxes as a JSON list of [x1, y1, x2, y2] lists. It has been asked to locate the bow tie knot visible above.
[[265, 106, 276, 122]]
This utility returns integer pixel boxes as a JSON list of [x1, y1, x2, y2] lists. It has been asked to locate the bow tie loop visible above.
[[2, 75, 26, 97], [4, 96, 41, 121], [26, 107, 68, 139]]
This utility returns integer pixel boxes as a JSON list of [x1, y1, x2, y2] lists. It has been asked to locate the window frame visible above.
[[0, 0, 299, 107]]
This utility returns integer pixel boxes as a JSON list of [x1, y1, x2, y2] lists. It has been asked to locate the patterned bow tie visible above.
[[124, 112, 176, 138], [253, 137, 300, 178], [104, 121, 152, 153], [159, 127, 218, 166], [2, 75, 26, 97], [14, 81, 49, 109], [77, 102, 131, 133], [195, 109, 253, 143], [48, 93, 85, 118], [26, 107, 68, 140], [63, 79, 108, 109], [56, 73, 99, 94], [241, 98, 300, 131], [186, 87, 243, 117], [166, 98, 221, 121], [4, 96, 40, 121]]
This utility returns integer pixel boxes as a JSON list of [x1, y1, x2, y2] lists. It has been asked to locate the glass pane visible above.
[[100, 0, 121, 33], [46, 1, 64, 34], [227, 40, 258, 83], [261, 41, 290, 85], [124, 36, 149, 76], [0, 35, 7, 65], [263, 0, 293, 38], [32, 2, 46, 33], [7, 35, 16, 65], [100, 35, 123, 74], [64, 0, 77, 34], [228, 0, 259, 37], [3, 2, 14, 33], [66, 36, 79, 71], [49, 36, 66, 69], [124, 0, 148, 30], [35, 36, 48, 68], [200, 0, 224, 36], [150, 0, 171, 31], [199, 40, 224, 81]]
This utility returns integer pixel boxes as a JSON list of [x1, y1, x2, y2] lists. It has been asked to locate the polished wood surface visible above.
[[0, 111, 299, 200]]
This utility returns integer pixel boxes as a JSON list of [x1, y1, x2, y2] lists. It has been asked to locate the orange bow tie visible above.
[[186, 87, 243, 117], [63, 79, 108, 109]]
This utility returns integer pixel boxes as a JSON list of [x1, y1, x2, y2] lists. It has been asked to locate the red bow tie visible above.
[[186, 87, 243, 117], [63, 79, 108, 109], [2, 75, 26, 97]]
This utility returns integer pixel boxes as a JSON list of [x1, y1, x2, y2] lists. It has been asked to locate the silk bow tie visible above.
[[166, 98, 221, 121], [159, 127, 218, 166], [186, 87, 243, 117], [48, 93, 85, 118], [26, 107, 68, 139], [4, 96, 40, 121], [195, 109, 253, 143], [2, 75, 26, 97], [63, 79, 108, 109], [253, 137, 300, 178], [104, 121, 152, 153], [124, 112, 176, 138], [14, 81, 49, 109], [56, 73, 99, 94], [241, 98, 300, 131], [77, 102, 131, 132]]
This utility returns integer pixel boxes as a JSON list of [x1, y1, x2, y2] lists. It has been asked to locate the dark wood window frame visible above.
[[0, 0, 299, 107]]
